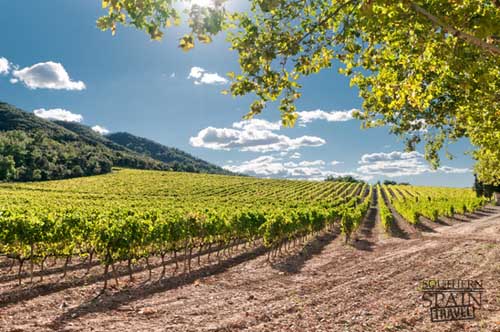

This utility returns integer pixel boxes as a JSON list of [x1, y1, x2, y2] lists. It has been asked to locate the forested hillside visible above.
[[0, 102, 232, 181], [107, 132, 233, 175]]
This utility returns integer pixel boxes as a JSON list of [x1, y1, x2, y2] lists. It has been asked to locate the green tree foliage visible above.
[[325, 175, 364, 183], [0, 156, 16, 180], [0, 130, 114, 181], [383, 180, 410, 186], [98, 0, 500, 185]]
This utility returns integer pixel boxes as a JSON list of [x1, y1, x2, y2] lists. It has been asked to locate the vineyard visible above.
[[0, 168, 499, 331], [0, 168, 372, 289], [0, 168, 490, 292]]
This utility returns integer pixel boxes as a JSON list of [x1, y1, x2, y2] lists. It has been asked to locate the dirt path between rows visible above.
[[1, 206, 500, 332]]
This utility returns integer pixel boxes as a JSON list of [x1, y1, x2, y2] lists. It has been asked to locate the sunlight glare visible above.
[[191, 0, 214, 8]]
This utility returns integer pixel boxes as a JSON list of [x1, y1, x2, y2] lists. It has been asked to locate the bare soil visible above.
[[1, 205, 500, 332]]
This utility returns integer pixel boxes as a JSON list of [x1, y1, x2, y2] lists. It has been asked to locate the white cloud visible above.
[[12, 61, 85, 90], [359, 151, 422, 164], [224, 156, 370, 181], [224, 156, 328, 179], [190, 118, 326, 152], [302, 160, 326, 167], [92, 125, 110, 135], [224, 156, 286, 177], [290, 152, 301, 159], [170, 72, 176, 78], [33, 108, 83, 122], [188, 67, 204, 79], [232, 118, 281, 131], [9, 78, 18, 84], [331, 160, 343, 166], [357, 151, 470, 177], [297, 109, 358, 126], [188, 66, 227, 85], [0, 57, 10, 75], [437, 166, 470, 174]]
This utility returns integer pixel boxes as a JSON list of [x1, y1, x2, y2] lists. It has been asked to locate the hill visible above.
[[0, 102, 232, 181], [107, 132, 233, 175], [53, 120, 134, 153]]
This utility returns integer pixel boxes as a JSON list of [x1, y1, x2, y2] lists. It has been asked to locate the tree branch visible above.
[[298, 0, 358, 44], [409, 1, 500, 56]]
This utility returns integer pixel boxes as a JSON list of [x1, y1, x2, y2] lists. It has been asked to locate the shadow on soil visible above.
[[414, 220, 436, 233], [270, 230, 340, 274], [387, 210, 412, 240], [0, 242, 247, 309], [0, 259, 171, 309], [352, 205, 378, 252], [48, 245, 267, 330], [0, 259, 101, 284]]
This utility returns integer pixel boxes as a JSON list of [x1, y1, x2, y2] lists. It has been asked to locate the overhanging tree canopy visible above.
[[98, 0, 500, 184]]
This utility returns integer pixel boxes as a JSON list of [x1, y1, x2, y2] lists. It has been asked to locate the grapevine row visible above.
[[383, 184, 488, 224]]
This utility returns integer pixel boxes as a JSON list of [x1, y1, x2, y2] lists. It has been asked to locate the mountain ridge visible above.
[[106, 132, 232, 175]]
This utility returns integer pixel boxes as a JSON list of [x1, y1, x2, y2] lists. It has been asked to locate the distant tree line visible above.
[[324, 176, 412, 186], [380, 180, 410, 186], [325, 175, 365, 184]]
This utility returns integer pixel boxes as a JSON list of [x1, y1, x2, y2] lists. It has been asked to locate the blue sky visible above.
[[0, 1, 476, 187]]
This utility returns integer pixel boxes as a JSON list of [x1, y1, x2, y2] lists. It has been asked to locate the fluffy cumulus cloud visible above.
[[92, 125, 110, 135], [190, 118, 326, 152], [357, 151, 470, 177], [224, 156, 370, 181], [232, 118, 281, 131], [223, 156, 326, 179], [0, 57, 10, 75], [331, 160, 343, 166], [360, 151, 422, 164], [11, 61, 85, 90], [33, 108, 83, 122], [296, 109, 358, 126], [188, 66, 228, 85], [224, 156, 288, 177]]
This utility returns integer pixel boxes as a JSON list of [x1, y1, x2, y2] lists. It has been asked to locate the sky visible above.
[[0, 1, 477, 187]]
